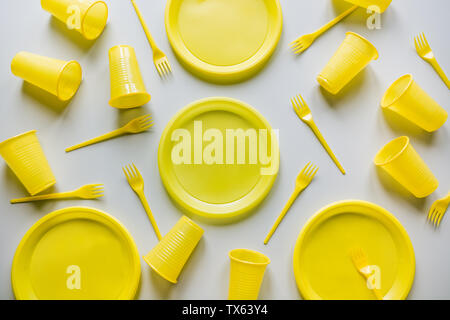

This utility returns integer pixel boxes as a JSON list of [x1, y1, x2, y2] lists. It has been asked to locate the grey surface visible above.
[[0, 0, 449, 300]]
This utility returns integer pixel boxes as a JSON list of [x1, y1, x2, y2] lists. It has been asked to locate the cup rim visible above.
[[56, 60, 82, 101], [0, 130, 37, 150], [109, 44, 134, 54], [374, 136, 410, 167], [381, 74, 414, 109], [81, 0, 108, 40], [229, 248, 270, 266], [346, 31, 379, 60]]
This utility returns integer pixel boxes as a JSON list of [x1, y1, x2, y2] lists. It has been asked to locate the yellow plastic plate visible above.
[[12, 207, 141, 300], [165, 0, 283, 83], [158, 97, 279, 221], [293, 200, 415, 300]]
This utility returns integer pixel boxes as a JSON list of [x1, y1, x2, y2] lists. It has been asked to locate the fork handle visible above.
[[66, 128, 125, 152], [131, 0, 159, 51], [314, 5, 358, 38], [11, 191, 75, 203], [308, 122, 346, 175], [137, 192, 162, 241], [264, 187, 303, 244], [429, 58, 450, 89]]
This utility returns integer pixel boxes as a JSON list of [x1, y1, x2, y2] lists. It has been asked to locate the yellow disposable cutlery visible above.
[[428, 192, 450, 227], [123, 163, 162, 241], [350, 247, 383, 300], [131, 0, 172, 77], [66, 114, 153, 152], [264, 162, 318, 244], [291, 5, 358, 54], [292, 94, 345, 174], [414, 33, 450, 89], [10, 184, 104, 204]]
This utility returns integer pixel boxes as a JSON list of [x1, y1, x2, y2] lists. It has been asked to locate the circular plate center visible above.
[[172, 110, 262, 204], [178, 0, 269, 66]]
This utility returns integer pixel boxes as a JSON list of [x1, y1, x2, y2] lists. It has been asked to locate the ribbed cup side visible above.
[[228, 262, 267, 300], [390, 80, 447, 132], [318, 33, 377, 94], [144, 216, 203, 283], [0, 131, 55, 195], [383, 143, 438, 198], [109, 46, 146, 98], [11, 52, 66, 96]]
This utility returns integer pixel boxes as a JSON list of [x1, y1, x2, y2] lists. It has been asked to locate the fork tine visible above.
[[433, 210, 441, 226], [162, 61, 170, 75], [437, 211, 445, 227], [138, 114, 152, 122], [309, 166, 319, 179], [300, 162, 311, 175], [132, 163, 142, 179], [294, 46, 306, 54], [123, 167, 130, 180], [422, 32, 429, 47], [156, 63, 164, 77], [126, 165, 135, 179], [414, 36, 419, 51], [298, 94, 307, 108], [164, 60, 172, 73], [427, 206, 435, 221], [429, 208, 437, 223]]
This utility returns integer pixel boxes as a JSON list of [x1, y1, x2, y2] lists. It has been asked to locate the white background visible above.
[[0, 0, 449, 300]]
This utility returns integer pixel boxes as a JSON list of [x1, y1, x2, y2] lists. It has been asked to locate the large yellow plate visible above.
[[158, 97, 279, 221], [293, 200, 415, 300], [165, 0, 283, 83], [11, 207, 141, 300]]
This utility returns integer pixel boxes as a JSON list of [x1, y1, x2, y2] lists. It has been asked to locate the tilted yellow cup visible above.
[[11, 52, 82, 101], [228, 249, 270, 300], [143, 216, 204, 283], [374, 136, 438, 198], [0, 131, 56, 195], [344, 0, 392, 13], [317, 32, 378, 94], [108, 45, 151, 109], [381, 74, 448, 132], [41, 0, 108, 40]]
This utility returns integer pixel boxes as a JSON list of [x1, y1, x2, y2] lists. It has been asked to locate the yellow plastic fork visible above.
[[264, 162, 318, 244], [414, 33, 450, 89], [290, 5, 358, 54], [292, 94, 345, 174], [10, 184, 104, 204], [428, 192, 450, 227], [131, 0, 172, 77], [123, 163, 162, 241], [350, 247, 383, 300], [66, 114, 153, 152]]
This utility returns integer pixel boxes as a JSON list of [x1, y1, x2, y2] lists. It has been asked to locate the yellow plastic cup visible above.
[[317, 32, 378, 94], [143, 216, 204, 283], [381, 74, 448, 132], [41, 0, 108, 40], [228, 249, 270, 300], [344, 0, 392, 13], [0, 131, 56, 196], [108, 45, 151, 109], [374, 136, 438, 198], [11, 51, 82, 101]]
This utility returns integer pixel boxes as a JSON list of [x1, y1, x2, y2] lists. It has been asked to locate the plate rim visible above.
[[158, 96, 279, 220], [11, 206, 141, 300], [164, 0, 283, 83], [292, 200, 416, 300]]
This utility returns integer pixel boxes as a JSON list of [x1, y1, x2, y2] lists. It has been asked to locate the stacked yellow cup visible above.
[[317, 32, 378, 94], [143, 216, 204, 283], [0, 131, 56, 195]]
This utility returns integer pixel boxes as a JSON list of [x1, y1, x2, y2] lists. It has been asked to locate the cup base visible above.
[[109, 92, 151, 109], [143, 255, 178, 284]]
